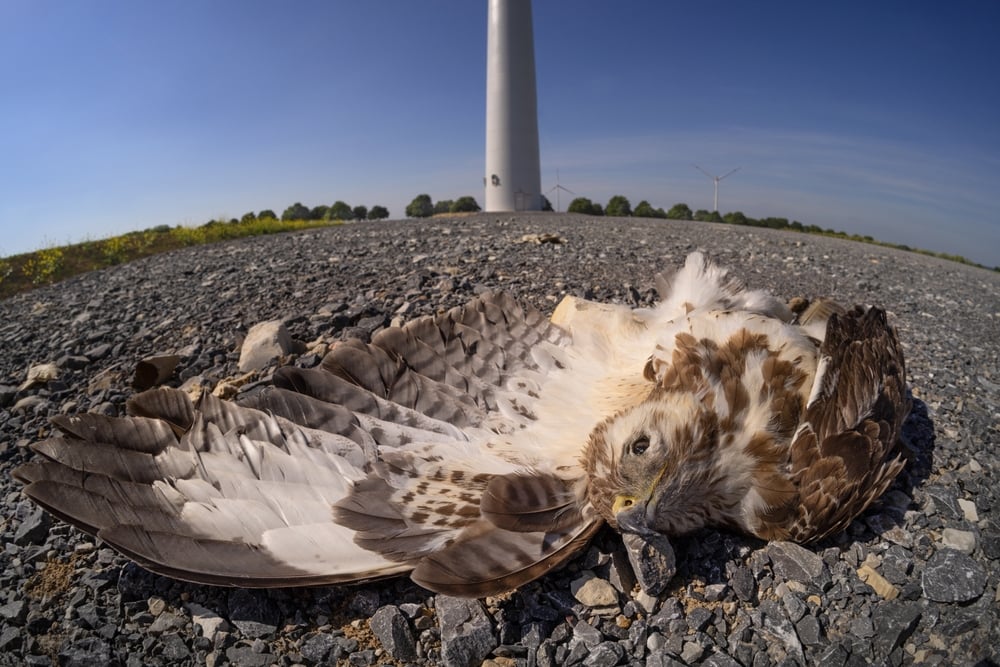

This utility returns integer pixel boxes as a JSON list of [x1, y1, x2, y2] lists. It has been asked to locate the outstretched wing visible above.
[[14, 292, 608, 595], [777, 306, 910, 542]]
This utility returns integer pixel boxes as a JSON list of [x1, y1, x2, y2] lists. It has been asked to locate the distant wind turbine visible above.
[[693, 164, 740, 212], [546, 169, 575, 212]]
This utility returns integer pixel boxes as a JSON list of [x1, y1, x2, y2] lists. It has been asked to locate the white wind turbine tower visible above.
[[485, 0, 542, 212], [693, 164, 740, 212], [546, 169, 575, 212]]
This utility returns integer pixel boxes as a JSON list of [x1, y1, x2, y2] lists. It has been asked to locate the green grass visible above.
[[0, 217, 339, 300]]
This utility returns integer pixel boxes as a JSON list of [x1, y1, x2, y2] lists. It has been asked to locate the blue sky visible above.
[[2, 1, 998, 267]]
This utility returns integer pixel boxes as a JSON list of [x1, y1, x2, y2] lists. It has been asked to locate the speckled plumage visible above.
[[13, 253, 908, 597]]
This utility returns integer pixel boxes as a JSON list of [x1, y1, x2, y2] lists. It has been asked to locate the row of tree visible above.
[[218, 204, 392, 225], [405, 194, 482, 218], [254, 192, 826, 238], [563, 195, 834, 234], [272, 202, 390, 222]]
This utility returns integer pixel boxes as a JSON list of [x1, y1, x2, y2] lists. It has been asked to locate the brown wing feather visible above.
[[480, 472, 585, 533], [770, 306, 909, 542], [410, 516, 602, 597]]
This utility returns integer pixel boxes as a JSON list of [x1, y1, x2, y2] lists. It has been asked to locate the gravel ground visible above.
[[1, 213, 998, 666]]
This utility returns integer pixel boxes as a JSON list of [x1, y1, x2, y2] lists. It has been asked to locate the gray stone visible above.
[[873, 602, 921, 659], [299, 633, 336, 664], [755, 599, 805, 664], [923, 486, 962, 520], [348, 648, 376, 665], [781, 592, 807, 623], [160, 632, 190, 661], [687, 607, 713, 632], [0, 384, 16, 407], [225, 645, 275, 667], [83, 343, 112, 360], [227, 589, 280, 639], [796, 614, 823, 645], [57, 637, 111, 667], [74, 602, 100, 630], [608, 548, 638, 594], [922, 549, 988, 602], [148, 611, 186, 634], [14, 508, 50, 546], [702, 652, 743, 667], [730, 564, 756, 602], [647, 652, 686, 667], [61, 354, 91, 370], [766, 541, 827, 586], [0, 626, 21, 652], [704, 583, 729, 602], [348, 589, 380, 616], [238, 320, 293, 372], [573, 619, 602, 648], [370, 605, 417, 661], [583, 641, 625, 667], [0, 599, 28, 626], [436, 595, 497, 667], [940, 613, 979, 637], [849, 615, 875, 638], [622, 531, 676, 597], [982, 520, 1000, 559], [680, 641, 705, 663]]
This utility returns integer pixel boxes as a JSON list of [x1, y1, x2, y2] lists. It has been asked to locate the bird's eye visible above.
[[629, 437, 650, 456]]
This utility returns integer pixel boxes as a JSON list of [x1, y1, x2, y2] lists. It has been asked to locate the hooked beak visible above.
[[612, 461, 669, 536], [612, 493, 656, 537]]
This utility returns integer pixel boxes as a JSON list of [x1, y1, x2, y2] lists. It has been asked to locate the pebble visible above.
[[370, 605, 417, 661], [227, 589, 279, 639], [299, 632, 337, 664], [436, 595, 497, 667], [13, 508, 50, 546], [941, 528, 977, 554], [766, 541, 828, 588], [957, 498, 979, 522], [238, 320, 293, 372], [570, 572, 619, 607], [186, 602, 228, 638], [622, 531, 676, 597], [857, 565, 900, 600], [1, 214, 997, 666], [921, 549, 988, 602], [19, 362, 59, 390]]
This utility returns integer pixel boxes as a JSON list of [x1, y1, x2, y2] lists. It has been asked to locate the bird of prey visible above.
[[13, 253, 909, 597]]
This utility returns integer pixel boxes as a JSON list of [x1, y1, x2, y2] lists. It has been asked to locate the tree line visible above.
[[564, 195, 843, 236], [218, 202, 391, 226], [405, 194, 482, 218]]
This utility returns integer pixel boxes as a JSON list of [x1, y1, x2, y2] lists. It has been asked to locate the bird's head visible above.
[[583, 390, 724, 537]]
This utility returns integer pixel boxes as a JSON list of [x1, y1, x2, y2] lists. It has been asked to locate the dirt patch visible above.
[[23, 553, 80, 600]]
